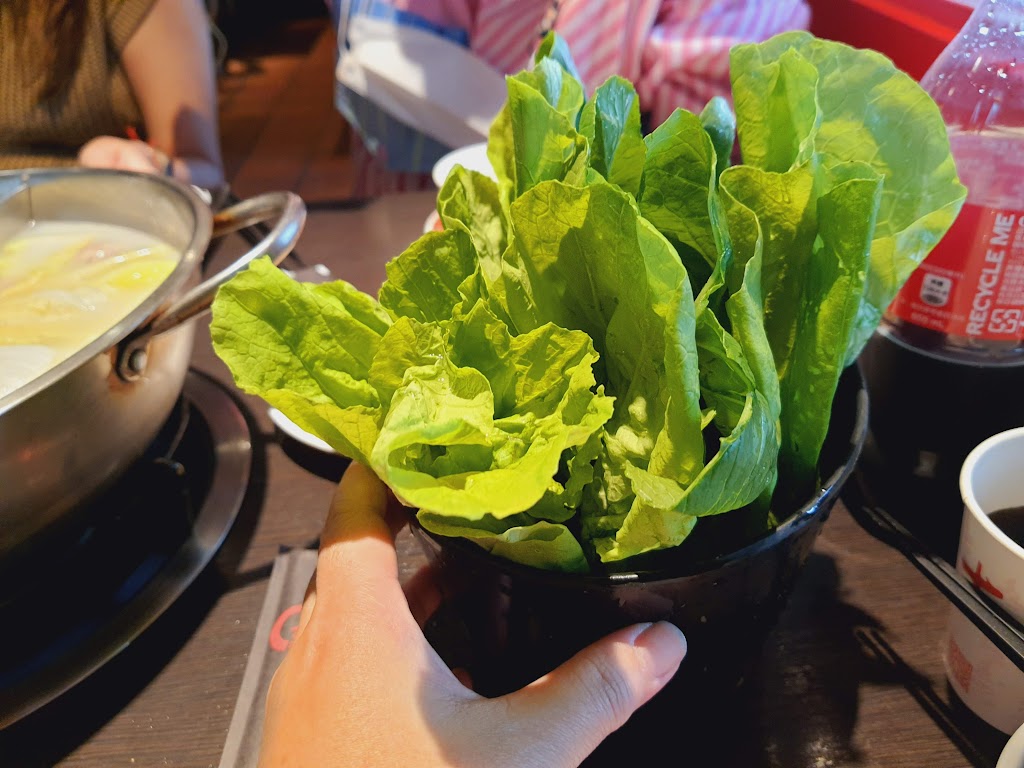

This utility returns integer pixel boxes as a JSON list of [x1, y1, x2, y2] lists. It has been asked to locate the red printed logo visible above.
[[962, 559, 1004, 600], [269, 604, 303, 652], [948, 635, 974, 693], [890, 204, 1024, 341]]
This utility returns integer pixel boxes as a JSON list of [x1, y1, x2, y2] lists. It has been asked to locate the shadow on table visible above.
[[579, 553, 1004, 767], [278, 433, 349, 485], [566, 553, 872, 766], [857, 629, 1008, 767]]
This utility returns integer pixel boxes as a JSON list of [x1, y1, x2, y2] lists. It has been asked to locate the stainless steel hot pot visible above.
[[0, 168, 306, 565]]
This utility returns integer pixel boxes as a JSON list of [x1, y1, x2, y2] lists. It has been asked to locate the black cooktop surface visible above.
[[0, 370, 252, 728]]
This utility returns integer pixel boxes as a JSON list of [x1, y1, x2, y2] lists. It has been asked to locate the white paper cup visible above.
[[944, 426, 1024, 735]]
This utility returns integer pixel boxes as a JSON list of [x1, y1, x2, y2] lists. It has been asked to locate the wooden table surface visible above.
[[0, 192, 1012, 767]]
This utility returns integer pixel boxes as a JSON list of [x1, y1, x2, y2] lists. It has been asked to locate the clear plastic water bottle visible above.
[[861, 0, 1024, 556], [883, 0, 1024, 362]]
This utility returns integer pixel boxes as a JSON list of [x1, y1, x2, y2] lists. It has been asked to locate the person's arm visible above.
[[79, 0, 224, 191]]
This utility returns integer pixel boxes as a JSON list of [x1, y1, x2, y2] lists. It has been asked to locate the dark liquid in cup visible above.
[[989, 505, 1024, 550]]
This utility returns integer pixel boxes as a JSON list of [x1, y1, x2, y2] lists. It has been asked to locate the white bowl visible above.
[[431, 142, 494, 189]]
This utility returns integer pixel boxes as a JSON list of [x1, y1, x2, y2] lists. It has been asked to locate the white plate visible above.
[[423, 210, 442, 234], [998, 720, 1024, 768], [268, 407, 338, 455], [431, 142, 494, 189]]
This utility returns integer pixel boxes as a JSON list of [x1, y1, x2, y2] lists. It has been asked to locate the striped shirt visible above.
[[331, 0, 810, 193], [0, 0, 157, 170]]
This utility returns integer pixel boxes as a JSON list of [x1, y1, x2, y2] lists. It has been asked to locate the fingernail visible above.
[[631, 621, 687, 688]]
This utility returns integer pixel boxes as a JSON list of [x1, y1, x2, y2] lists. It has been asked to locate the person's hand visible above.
[[77, 136, 171, 176], [259, 463, 688, 768]]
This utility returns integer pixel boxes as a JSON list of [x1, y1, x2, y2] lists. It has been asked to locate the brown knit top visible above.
[[0, 0, 157, 170]]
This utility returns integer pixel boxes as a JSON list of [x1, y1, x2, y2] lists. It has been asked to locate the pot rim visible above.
[[0, 168, 212, 416], [413, 365, 870, 586]]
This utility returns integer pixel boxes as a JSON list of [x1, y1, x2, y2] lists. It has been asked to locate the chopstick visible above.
[[847, 474, 1024, 674]]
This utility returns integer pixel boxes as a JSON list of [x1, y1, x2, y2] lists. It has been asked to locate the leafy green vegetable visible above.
[[579, 76, 646, 197], [711, 32, 964, 491], [731, 31, 967, 364], [371, 301, 614, 525], [510, 179, 724, 561], [212, 31, 964, 572], [436, 168, 507, 269], [487, 59, 588, 205], [638, 108, 722, 288], [416, 513, 590, 573], [211, 258, 390, 465], [699, 96, 736, 182]]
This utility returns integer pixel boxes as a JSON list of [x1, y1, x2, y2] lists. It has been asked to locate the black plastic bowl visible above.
[[412, 365, 868, 727]]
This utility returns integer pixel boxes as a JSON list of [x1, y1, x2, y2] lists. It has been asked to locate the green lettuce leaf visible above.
[[416, 513, 589, 573], [719, 163, 876, 493], [371, 301, 613, 524], [210, 257, 391, 464], [510, 180, 704, 475], [433, 165, 544, 335], [437, 166, 508, 271], [488, 56, 588, 203], [731, 31, 967, 363], [509, 180, 716, 560], [534, 31, 583, 82], [579, 76, 646, 198], [639, 108, 723, 289], [593, 258, 780, 562], [506, 77, 588, 199], [718, 166, 817, 388], [779, 174, 878, 489], [530, 431, 605, 523], [699, 96, 736, 181], [378, 228, 479, 323]]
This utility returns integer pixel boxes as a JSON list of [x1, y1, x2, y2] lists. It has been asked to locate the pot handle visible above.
[[116, 190, 307, 380]]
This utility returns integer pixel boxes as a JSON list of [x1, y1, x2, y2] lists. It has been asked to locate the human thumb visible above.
[[497, 621, 687, 767]]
